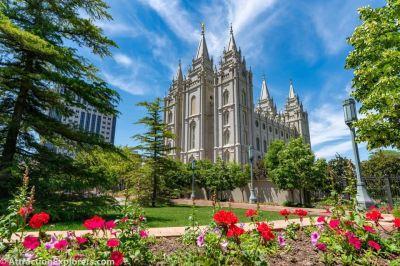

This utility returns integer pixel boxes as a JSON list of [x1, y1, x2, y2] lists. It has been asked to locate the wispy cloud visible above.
[[114, 53, 134, 67], [315, 141, 353, 158]]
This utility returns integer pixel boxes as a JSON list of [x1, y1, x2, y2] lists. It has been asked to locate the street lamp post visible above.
[[191, 159, 196, 200], [342, 98, 374, 210], [248, 145, 257, 204]]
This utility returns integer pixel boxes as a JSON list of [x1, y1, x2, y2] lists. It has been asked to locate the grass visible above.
[[36, 205, 292, 231]]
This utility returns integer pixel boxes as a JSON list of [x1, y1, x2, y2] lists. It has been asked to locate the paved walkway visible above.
[[171, 199, 330, 216]]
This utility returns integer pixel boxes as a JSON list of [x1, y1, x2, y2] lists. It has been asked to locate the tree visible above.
[[228, 162, 250, 202], [345, 0, 400, 149], [327, 154, 356, 199], [264, 138, 328, 205], [0, 0, 119, 195], [133, 98, 173, 207], [362, 150, 400, 177]]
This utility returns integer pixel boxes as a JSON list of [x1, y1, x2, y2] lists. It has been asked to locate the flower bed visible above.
[[0, 176, 399, 265]]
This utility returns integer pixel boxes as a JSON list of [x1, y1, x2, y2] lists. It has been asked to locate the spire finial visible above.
[[201, 22, 205, 35], [178, 59, 181, 67], [262, 73, 266, 81], [230, 23, 233, 34]]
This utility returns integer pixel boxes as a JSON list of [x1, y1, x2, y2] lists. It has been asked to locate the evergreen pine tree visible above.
[[133, 98, 173, 207], [0, 0, 119, 195]]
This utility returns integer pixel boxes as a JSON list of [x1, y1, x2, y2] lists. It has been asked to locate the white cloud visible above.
[[138, 0, 198, 42], [308, 1, 360, 55], [315, 141, 353, 158], [114, 53, 134, 67], [104, 72, 145, 95]]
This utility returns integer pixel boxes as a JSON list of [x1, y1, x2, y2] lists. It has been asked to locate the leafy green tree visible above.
[[362, 150, 400, 177], [345, 0, 400, 149], [228, 162, 249, 202], [0, 0, 119, 195], [133, 98, 173, 207], [327, 154, 356, 198], [264, 138, 328, 205]]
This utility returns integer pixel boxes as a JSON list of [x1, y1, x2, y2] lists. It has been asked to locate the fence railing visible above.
[[364, 176, 400, 206]]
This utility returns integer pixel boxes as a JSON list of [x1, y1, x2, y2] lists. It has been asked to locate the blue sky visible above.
[[90, 0, 386, 161]]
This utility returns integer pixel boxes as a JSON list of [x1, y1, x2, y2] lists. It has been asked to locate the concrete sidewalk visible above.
[[171, 199, 330, 216]]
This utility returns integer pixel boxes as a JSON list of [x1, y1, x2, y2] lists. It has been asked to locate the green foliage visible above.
[[0, 0, 120, 195], [345, 0, 400, 149], [133, 98, 174, 206], [362, 149, 400, 177], [264, 138, 328, 204]]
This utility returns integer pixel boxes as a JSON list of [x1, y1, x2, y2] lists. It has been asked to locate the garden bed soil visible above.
[[150, 233, 394, 265]]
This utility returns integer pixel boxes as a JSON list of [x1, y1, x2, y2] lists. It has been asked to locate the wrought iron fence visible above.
[[364, 176, 400, 206]]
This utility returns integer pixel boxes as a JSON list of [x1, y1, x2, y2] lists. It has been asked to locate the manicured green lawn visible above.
[[37, 205, 291, 231]]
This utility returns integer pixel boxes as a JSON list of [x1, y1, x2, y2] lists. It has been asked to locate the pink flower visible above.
[[363, 225, 376, 234], [368, 240, 381, 251], [139, 230, 148, 238], [316, 243, 327, 252], [316, 216, 326, 224], [76, 237, 88, 245], [0, 259, 10, 266], [328, 219, 340, 229], [45, 235, 57, 249], [54, 239, 68, 250], [310, 231, 320, 246], [105, 220, 117, 230], [346, 232, 361, 250], [196, 233, 205, 247], [23, 235, 40, 250], [107, 238, 120, 248], [278, 233, 286, 247], [83, 216, 105, 230]]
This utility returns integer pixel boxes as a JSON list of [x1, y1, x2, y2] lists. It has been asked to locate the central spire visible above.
[[227, 23, 237, 52], [259, 75, 270, 101], [289, 79, 296, 98], [195, 23, 209, 60]]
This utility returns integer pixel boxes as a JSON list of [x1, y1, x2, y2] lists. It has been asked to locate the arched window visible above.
[[223, 130, 230, 145], [223, 90, 229, 105], [189, 121, 196, 150], [244, 131, 248, 145], [255, 120, 259, 127], [242, 111, 247, 125], [256, 137, 260, 151], [190, 96, 196, 115], [242, 90, 247, 106], [223, 150, 230, 162], [223, 111, 229, 126], [263, 140, 267, 153], [167, 111, 173, 123]]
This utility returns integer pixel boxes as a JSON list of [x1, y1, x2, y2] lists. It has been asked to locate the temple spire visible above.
[[259, 75, 270, 101], [175, 60, 183, 81], [227, 23, 237, 52], [289, 79, 296, 98], [195, 23, 209, 60]]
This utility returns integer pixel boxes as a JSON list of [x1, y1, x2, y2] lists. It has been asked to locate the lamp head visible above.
[[248, 145, 254, 161], [343, 98, 357, 126]]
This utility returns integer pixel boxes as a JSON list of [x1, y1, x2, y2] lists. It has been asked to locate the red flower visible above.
[[393, 218, 400, 229], [83, 215, 105, 230], [76, 237, 88, 245], [110, 251, 124, 266], [363, 225, 376, 234], [105, 220, 117, 230], [23, 235, 40, 250], [328, 219, 340, 229], [294, 209, 307, 222], [368, 240, 381, 251], [257, 222, 275, 241], [346, 231, 361, 250], [120, 217, 128, 223], [245, 209, 257, 218], [366, 209, 382, 224], [54, 239, 68, 250], [29, 212, 50, 229], [73, 254, 85, 260], [279, 209, 290, 221], [18, 205, 33, 217], [226, 224, 245, 238], [0, 259, 10, 266], [315, 243, 327, 252], [213, 210, 238, 226], [107, 238, 120, 248], [317, 216, 326, 223]]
